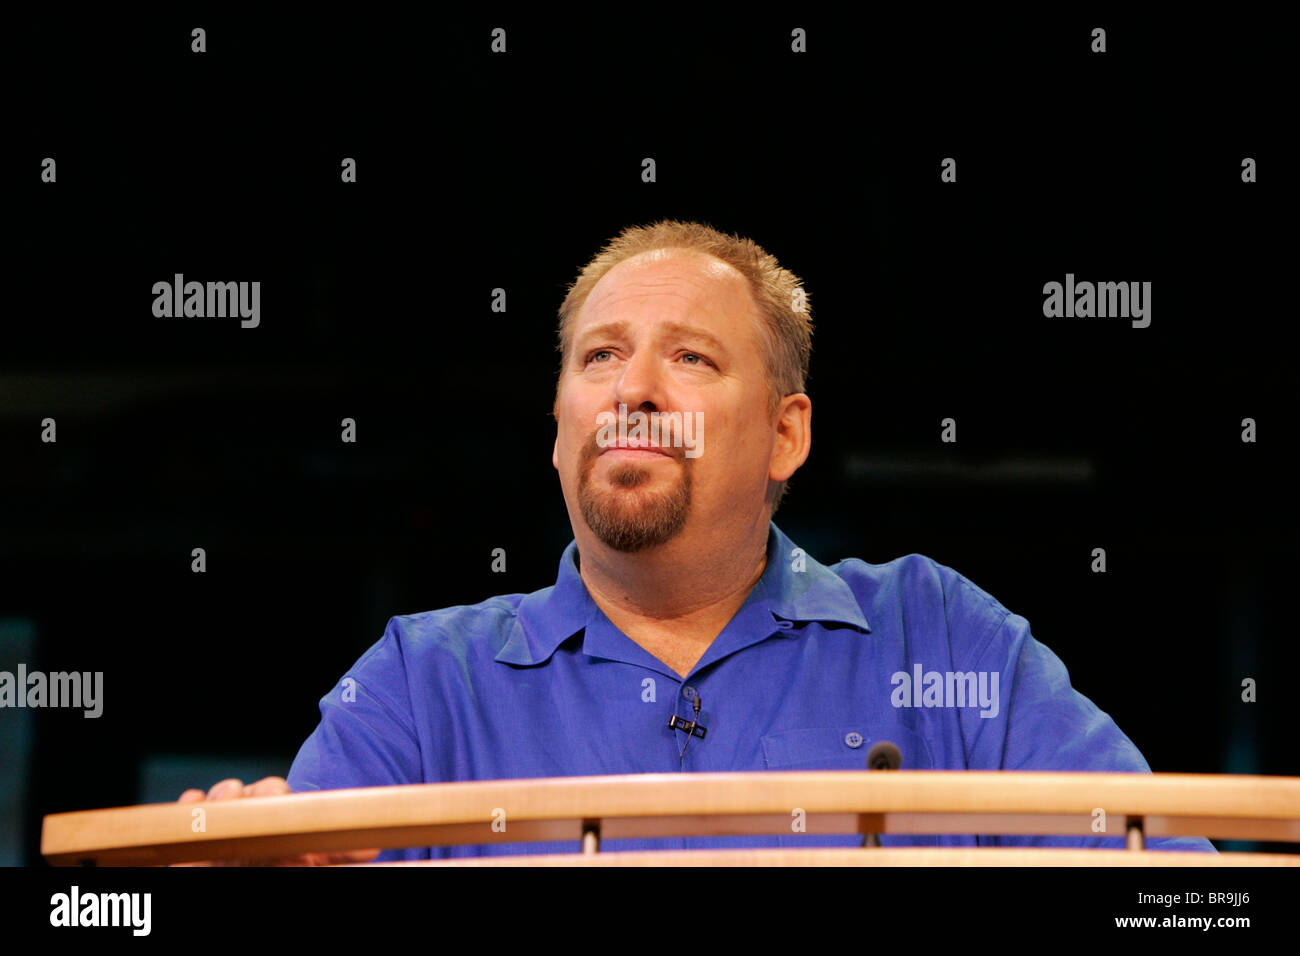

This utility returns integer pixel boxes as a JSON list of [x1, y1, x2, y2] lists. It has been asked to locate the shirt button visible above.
[[682, 685, 698, 701], [845, 732, 864, 749]]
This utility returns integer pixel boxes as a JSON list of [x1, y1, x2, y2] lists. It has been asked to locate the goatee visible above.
[[577, 441, 691, 553]]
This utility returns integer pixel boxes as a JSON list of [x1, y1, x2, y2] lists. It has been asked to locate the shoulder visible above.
[[827, 552, 1014, 650], [828, 551, 1008, 613], [379, 593, 528, 665]]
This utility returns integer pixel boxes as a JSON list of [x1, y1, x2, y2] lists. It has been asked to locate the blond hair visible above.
[[554, 220, 813, 514]]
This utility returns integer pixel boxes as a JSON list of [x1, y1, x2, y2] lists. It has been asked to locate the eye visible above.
[[586, 349, 613, 364], [680, 352, 711, 367]]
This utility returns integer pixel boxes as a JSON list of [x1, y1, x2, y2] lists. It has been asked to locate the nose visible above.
[[613, 348, 667, 414]]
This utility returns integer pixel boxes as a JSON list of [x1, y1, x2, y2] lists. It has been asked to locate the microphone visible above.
[[669, 692, 706, 759], [862, 740, 902, 847], [867, 740, 901, 771]]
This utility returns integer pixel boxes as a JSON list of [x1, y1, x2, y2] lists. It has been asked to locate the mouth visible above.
[[601, 448, 672, 459], [599, 440, 674, 459]]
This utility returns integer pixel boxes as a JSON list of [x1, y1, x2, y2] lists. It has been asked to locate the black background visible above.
[[3, 9, 1293, 869]]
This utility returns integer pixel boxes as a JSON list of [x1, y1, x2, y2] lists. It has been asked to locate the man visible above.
[[180, 220, 1215, 860]]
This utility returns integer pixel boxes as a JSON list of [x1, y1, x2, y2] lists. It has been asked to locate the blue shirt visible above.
[[287, 522, 1216, 859]]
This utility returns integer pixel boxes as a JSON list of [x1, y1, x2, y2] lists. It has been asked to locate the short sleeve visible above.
[[286, 618, 430, 861], [967, 611, 1217, 853]]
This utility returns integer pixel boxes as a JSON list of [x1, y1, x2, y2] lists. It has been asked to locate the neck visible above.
[[575, 514, 772, 657]]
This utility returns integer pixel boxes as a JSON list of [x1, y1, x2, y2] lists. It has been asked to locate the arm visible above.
[[963, 609, 1217, 852], [286, 618, 429, 861]]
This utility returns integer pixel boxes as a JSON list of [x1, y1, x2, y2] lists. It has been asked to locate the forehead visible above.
[[574, 251, 756, 336]]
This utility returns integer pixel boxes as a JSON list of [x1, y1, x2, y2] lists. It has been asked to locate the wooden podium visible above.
[[41, 771, 1300, 866]]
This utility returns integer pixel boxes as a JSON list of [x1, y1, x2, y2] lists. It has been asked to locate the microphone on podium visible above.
[[862, 740, 902, 848]]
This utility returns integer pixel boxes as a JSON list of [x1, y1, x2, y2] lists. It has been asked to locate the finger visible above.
[[321, 848, 383, 866], [242, 848, 382, 867], [295, 848, 383, 867], [244, 776, 291, 798], [206, 778, 245, 800], [177, 789, 206, 803], [175, 847, 381, 867]]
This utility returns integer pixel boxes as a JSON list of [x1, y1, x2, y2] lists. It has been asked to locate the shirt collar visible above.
[[496, 521, 871, 668]]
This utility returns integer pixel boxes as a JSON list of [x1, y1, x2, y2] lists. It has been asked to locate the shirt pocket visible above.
[[760, 725, 937, 847], [761, 726, 934, 771]]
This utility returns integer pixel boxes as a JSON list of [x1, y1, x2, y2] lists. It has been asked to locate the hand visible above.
[[173, 776, 382, 866]]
